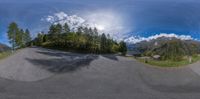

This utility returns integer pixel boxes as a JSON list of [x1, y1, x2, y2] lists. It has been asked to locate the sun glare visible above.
[[96, 25, 105, 31], [83, 10, 125, 36]]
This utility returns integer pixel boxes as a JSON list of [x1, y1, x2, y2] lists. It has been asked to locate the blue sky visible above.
[[1, 0, 200, 45]]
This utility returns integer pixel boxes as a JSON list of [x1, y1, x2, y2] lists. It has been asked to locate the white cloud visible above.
[[43, 12, 87, 31], [42, 11, 128, 39], [124, 33, 194, 44], [82, 10, 128, 37]]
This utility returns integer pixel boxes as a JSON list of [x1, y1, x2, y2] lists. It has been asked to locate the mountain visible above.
[[0, 43, 11, 52], [124, 33, 193, 44], [128, 37, 200, 61]]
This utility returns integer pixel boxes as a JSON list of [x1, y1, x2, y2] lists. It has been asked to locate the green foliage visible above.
[[138, 55, 200, 67], [160, 40, 185, 61], [24, 29, 32, 45], [33, 23, 127, 54], [36, 33, 44, 46], [144, 39, 200, 61], [7, 22, 18, 50], [100, 33, 107, 53], [16, 29, 24, 48], [0, 51, 12, 60], [48, 24, 62, 42], [7, 22, 32, 50], [119, 41, 127, 56], [63, 23, 70, 34]]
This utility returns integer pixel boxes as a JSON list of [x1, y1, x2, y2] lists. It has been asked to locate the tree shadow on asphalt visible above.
[[26, 49, 119, 73], [25, 51, 99, 73], [36, 51, 77, 57], [36, 50, 119, 61], [101, 55, 119, 61]]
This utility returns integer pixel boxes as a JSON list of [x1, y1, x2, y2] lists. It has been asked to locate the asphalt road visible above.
[[0, 47, 200, 99]]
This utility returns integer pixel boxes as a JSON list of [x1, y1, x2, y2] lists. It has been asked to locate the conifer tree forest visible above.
[[30, 23, 127, 54], [7, 22, 32, 51]]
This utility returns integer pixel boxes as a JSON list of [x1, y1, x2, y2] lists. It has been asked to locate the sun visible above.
[[84, 10, 125, 35], [96, 25, 105, 31]]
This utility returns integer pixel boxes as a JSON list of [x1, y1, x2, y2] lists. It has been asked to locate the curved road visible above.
[[0, 47, 200, 99]]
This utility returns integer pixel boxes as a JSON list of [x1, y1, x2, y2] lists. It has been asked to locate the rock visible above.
[[153, 55, 161, 60]]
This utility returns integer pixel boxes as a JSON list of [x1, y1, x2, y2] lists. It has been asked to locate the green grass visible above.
[[0, 51, 12, 60], [137, 55, 200, 67]]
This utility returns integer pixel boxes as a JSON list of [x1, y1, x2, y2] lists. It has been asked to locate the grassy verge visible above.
[[137, 55, 200, 67], [0, 51, 12, 60]]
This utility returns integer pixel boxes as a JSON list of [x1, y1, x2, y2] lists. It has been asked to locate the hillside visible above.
[[128, 37, 200, 61]]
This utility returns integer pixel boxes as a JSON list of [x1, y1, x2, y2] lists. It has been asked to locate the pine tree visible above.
[[63, 23, 70, 34], [43, 34, 48, 43], [7, 22, 19, 51], [119, 41, 127, 56], [93, 27, 98, 36], [36, 33, 44, 45], [83, 27, 90, 35], [48, 24, 62, 42], [24, 29, 32, 44], [55, 24, 62, 34], [16, 29, 25, 48], [77, 27, 83, 35], [48, 24, 56, 41], [89, 28, 94, 36], [32, 23, 126, 54], [100, 33, 107, 53]]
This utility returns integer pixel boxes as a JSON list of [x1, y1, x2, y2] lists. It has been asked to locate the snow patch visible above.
[[124, 33, 193, 44]]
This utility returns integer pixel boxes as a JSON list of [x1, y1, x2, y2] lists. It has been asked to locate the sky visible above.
[[1, 0, 200, 45]]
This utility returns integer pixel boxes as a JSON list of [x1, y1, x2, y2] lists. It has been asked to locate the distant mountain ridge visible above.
[[0, 43, 11, 52], [124, 33, 194, 44], [128, 37, 200, 52], [128, 36, 200, 58]]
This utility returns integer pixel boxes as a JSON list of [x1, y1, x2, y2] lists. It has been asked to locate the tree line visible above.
[[7, 22, 32, 51], [32, 23, 127, 55]]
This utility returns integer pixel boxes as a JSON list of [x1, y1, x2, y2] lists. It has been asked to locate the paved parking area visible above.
[[0, 47, 200, 99]]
